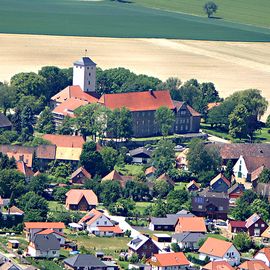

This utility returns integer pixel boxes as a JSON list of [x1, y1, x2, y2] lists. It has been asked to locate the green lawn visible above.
[[202, 123, 270, 143], [174, 182, 187, 191], [115, 164, 145, 176], [135, 201, 153, 214], [48, 201, 66, 212], [0, 0, 270, 41], [206, 233, 228, 241], [67, 233, 130, 255]]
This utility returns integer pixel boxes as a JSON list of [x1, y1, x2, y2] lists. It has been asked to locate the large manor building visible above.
[[51, 57, 201, 137]]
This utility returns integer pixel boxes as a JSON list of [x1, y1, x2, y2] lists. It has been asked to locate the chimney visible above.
[[149, 89, 154, 96]]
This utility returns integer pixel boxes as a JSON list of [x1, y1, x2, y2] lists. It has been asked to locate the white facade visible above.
[[26, 228, 64, 241], [254, 252, 270, 267], [233, 156, 248, 180], [27, 245, 59, 258], [86, 215, 114, 234], [73, 57, 96, 93], [199, 245, 240, 266]]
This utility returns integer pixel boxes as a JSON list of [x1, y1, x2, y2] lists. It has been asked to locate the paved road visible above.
[[108, 215, 141, 238]]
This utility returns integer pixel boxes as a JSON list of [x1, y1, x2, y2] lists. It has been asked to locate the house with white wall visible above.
[[24, 222, 65, 241], [79, 209, 123, 237], [199, 237, 240, 266], [254, 247, 270, 267], [27, 234, 60, 258]]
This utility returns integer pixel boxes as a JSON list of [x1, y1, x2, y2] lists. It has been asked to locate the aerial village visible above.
[[0, 57, 269, 270]]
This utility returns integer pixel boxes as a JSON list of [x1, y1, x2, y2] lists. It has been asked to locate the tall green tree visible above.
[[157, 77, 182, 101], [100, 147, 118, 173], [204, 1, 218, 18], [187, 139, 221, 176], [20, 105, 35, 142], [167, 189, 190, 213], [36, 107, 55, 134], [57, 116, 74, 135], [10, 72, 47, 98], [229, 104, 250, 139], [38, 66, 71, 99], [107, 107, 133, 141], [19, 191, 48, 221], [75, 103, 108, 141], [258, 168, 270, 183], [0, 169, 26, 198], [152, 139, 176, 175], [0, 83, 16, 115], [155, 106, 175, 137], [233, 233, 252, 252], [80, 141, 104, 176]]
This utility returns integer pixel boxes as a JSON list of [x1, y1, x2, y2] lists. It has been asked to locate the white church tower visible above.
[[73, 57, 96, 93]]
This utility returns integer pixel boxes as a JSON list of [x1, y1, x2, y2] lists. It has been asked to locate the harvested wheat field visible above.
[[0, 34, 270, 116]]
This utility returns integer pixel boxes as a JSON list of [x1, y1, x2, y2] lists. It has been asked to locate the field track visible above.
[[0, 34, 270, 118]]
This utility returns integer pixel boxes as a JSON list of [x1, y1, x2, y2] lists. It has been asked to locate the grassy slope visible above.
[[0, 0, 270, 41], [135, 0, 270, 28]]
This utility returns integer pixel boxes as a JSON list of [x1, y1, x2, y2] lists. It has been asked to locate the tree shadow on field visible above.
[[209, 16, 223, 19], [110, 0, 133, 3]]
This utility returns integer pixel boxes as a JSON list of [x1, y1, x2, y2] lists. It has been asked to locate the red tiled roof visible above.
[[147, 252, 189, 267], [8, 206, 24, 215], [36, 144, 56, 160], [203, 261, 234, 270], [79, 208, 103, 225], [229, 220, 246, 228], [52, 97, 88, 117], [16, 161, 34, 177], [99, 90, 175, 112], [145, 166, 156, 176], [24, 222, 65, 229], [51, 85, 98, 104], [37, 228, 65, 237], [207, 102, 221, 111], [199, 237, 233, 257], [97, 225, 123, 234], [238, 260, 270, 270], [71, 166, 91, 180], [157, 173, 175, 186], [176, 216, 207, 233], [43, 134, 85, 148], [66, 189, 98, 206], [257, 247, 270, 261]]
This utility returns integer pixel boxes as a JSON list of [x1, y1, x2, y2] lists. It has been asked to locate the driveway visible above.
[[108, 215, 141, 238]]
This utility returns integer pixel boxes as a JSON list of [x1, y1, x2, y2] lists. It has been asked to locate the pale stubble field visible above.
[[0, 34, 270, 117]]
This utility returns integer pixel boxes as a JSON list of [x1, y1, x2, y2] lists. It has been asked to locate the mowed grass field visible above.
[[136, 0, 270, 28], [0, 0, 270, 41]]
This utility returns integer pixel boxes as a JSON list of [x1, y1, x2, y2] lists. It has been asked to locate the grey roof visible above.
[[172, 232, 206, 243], [0, 113, 12, 128], [192, 190, 229, 213], [64, 254, 106, 268], [128, 234, 150, 251], [74, 57, 96, 66], [32, 234, 60, 252], [151, 211, 194, 226], [129, 147, 152, 158]]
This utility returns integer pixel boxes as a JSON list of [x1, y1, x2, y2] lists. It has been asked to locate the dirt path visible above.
[[0, 34, 269, 118]]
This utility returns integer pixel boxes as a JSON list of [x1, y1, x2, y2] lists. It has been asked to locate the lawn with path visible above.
[[1, 0, 270, 41]]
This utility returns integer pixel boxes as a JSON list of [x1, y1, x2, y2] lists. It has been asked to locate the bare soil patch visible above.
[[0, 34, 270, 118]]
